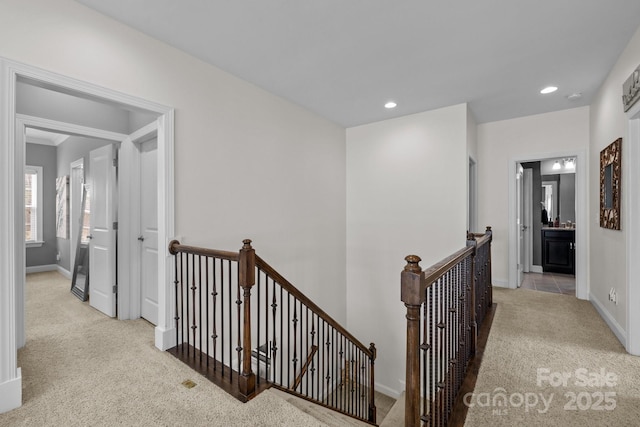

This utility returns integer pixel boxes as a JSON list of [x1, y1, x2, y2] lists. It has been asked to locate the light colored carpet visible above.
[[465, 287, 640, 426], [0, 272, 327, 426]]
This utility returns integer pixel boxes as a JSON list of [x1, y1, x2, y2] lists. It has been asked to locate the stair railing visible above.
[[168, 239, 377, 424], [401, 227, 493, 427]]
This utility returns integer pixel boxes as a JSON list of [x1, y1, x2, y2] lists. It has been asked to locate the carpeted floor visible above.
[[0, 272, 327, 426], [464, 287, 640, 426]]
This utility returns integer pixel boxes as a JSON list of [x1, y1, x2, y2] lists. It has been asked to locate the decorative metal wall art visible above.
[[600, 138, 621, 230]]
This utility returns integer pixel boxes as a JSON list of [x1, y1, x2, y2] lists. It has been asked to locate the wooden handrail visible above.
[[168, 238, 376, 424], [255, 255, 375, 359], [402, 226, 493, 427], [168, 240, 239, 261], [422, 246, 474, 287]]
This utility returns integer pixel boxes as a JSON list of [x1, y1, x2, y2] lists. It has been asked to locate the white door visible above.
[[140, 138, 159, 324], [89, 144, 117, 317], [516, 164, 524, 287]]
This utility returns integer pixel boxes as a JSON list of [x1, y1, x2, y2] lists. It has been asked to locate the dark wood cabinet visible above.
[[541, 229, 575, 275]]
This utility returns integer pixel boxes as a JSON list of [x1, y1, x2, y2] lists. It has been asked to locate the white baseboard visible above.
[[155, 326, 176, 351], [492, 279, 509, 288], [590, 294, 626, 347], [0, 368, 21, 414], [530, 265, 543, 273], [25, 264, 57, 274], [25, 264, 72, 279], [57, 265, 72, 279], [376, 382, 401, 399]]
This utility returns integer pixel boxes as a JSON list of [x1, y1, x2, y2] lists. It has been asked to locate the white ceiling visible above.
[[76, 0, 640, 127]]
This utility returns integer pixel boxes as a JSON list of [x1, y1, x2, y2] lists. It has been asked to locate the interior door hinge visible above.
[[112, 285, 118, 294], [113, 221, 118, 230]]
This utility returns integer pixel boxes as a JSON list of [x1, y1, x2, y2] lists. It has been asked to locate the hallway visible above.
[[521, 272, 576, 295]]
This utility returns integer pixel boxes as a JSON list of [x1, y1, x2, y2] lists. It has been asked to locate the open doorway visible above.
[[18, 111, 161, 323], [508, 150, 587, 300], [1, 58, 176, 380]]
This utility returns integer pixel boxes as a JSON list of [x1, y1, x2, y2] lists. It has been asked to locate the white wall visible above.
[[476, 107, 590, 285], [0, 0, 347, 320], [0, 0, 346, 411], [346, 104, 469, 396], [589, 25, 640, 339]]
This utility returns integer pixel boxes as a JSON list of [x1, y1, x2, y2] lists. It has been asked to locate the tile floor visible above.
[[520, 272, 575, 295]]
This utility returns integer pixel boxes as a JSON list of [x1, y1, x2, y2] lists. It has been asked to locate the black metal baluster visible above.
[[181, 253, 186, 355], [332, 328, 336, 408], [257, 269, 261, 385], [307, 307, 316, 398], [428, 282, 434, 426], [220, 259, 225, 377], [173, 252, 179, 350], [271, 278, 278, 385], [228, 259, 233, 381], [316, 317, 326, 401], [338, 329, 342, 411], [198, 255, 203, 363], [349, 341, 354, 415], [189, 254, 195, 357], [212, 258, 218, 372], [280, 285, 284, 387], [205, 256, 210, 368], [292, 296, 298, 391], [236, 262, 242, 378]]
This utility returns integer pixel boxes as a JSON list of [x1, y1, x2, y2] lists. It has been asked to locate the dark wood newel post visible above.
[[368, 342, 377, 423], [238, 239, 256, 397], [401, 255, 424, 427]]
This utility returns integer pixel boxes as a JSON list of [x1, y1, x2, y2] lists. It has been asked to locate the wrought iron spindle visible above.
[[236, 262, 242, 377], [212, 258, 218, 371]]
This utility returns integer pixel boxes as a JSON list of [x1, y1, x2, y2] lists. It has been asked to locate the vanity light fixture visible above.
[[565, 158, 575, 169], [541, 86, 558, 94], [552, 160, 562, 170], [384, 101, 397, 109]]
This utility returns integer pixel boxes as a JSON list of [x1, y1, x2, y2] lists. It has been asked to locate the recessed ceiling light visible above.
[[384, 101, 397, 109], [540, 86, 558, 94]]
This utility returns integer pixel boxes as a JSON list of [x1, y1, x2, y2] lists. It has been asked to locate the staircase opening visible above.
[[168, 239, 377, 424]]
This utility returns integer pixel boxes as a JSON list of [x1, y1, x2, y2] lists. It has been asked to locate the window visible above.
[[25, 165, 43, 247]]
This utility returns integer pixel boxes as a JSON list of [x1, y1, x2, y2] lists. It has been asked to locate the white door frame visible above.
[[0, 58, 175, 413], [118, 122, 158, 322], [523, 168, 533, 272], [625, 101, 640, 355], [468, 156, 477, 232], [508, 149, 587, 300], [516, 164, 524, 286]]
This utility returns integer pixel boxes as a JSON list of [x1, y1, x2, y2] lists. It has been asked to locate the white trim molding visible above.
[[1, 57, 176, 412], [25, 264, 57, 274], [625, 101, 640, 355], [508, 150, 588, 299], [0, 368, 21, 414], [591, 294, 626, 347]]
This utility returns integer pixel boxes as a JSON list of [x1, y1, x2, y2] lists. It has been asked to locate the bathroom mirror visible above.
[[71, 184, 91, 300], [600, 138, 621, 230]]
